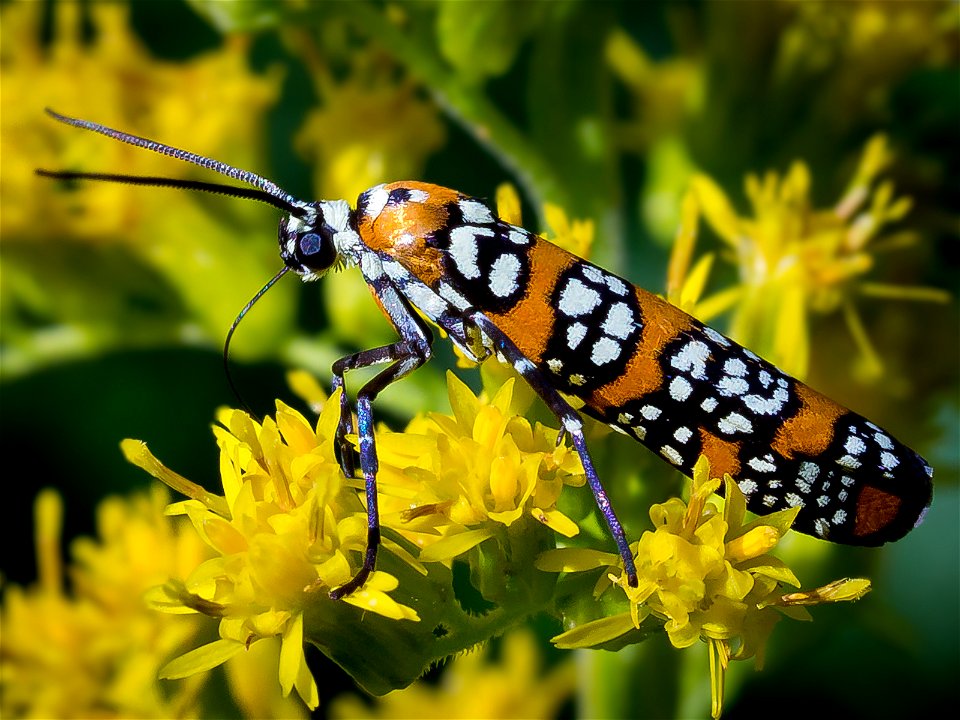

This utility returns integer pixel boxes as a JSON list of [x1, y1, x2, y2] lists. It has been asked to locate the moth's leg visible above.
[[329, 284, 433, 599], [331, 344, 410, 478], [469, 313, 639, 586]]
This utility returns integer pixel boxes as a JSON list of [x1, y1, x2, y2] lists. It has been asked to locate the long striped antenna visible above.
[[43, 109, 303, 212], [41, 109, 305, 414]]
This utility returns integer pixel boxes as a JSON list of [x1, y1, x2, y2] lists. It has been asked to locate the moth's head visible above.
[[278, 200, 355, 281]]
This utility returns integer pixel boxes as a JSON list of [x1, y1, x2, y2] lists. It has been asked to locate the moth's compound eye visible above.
[[296, 228, 337, 272], [299, 232, 322, 257]]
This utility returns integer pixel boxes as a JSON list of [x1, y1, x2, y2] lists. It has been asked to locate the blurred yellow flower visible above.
[[669, 135, 948, 380], [605, 27, 702, 153], [546, 456, 872, 719], [296, 53, 446, 204], [330, 628, 576, 720], [1, 0, 280, 243], [375, 372, 585, 564], [123, 391, 419, 710], [0, 488, 209, 718], [777, 0, 957, 87]]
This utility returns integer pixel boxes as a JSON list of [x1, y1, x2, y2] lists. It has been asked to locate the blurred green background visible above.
[[1, 1, 957, 718]]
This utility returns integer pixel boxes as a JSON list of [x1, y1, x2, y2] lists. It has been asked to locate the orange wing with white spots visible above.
[[357, 181, 933, 547]]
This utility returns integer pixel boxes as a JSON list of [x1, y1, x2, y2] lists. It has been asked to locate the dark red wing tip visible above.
[[851, 462, 934, 546]]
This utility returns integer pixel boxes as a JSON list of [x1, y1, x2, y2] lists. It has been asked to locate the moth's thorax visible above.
[[355, 182, 462, 286]]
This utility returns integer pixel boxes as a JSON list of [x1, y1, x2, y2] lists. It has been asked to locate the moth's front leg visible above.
[[331, 344, 408, 478]]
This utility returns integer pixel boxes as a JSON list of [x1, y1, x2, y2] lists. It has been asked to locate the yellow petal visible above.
[[160, 638, 245, 679], [279, 612, 304, 696], [551, 612, 639, 649], [417, 527, 494, 562], [121, 439, 230, 517], [531, 508, 580, 538], [536, 547, 619, 573], [495, 183, 523, 225], [779, 577, 872, 605], [691, 174, 741, 246]]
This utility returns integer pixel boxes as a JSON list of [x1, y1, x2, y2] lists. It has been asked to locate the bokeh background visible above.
[[1, 1, 957, 718]]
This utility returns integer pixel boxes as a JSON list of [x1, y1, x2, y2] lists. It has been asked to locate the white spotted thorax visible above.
[[38, 108, 936, 598]]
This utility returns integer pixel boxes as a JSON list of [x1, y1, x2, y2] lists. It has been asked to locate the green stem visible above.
[[322, 2, 571, 217]]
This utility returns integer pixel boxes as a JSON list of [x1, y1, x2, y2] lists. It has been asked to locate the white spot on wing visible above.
[[669, 376, 693, 402], [566, 322, 587, 349], [602, 302, 635, 340], [717, 412, 752, 434], [581, 265, 606, 285], [488, 253, 521, 297], [449, 226, 490, 279], [558, 278, 601, 317], [704, 327, 731, 347], [460, 199, 494, 224], [748, 456, 777, 473], [718, 376, 749, 396], [508, 229, 531, 245], [671, 340, 710, 379], [880, 451, 900, 470], [660, 445, 683, 465], [591, 337, 621, 365], [640, 405, 661, 421], [724, 358, 747, 376], [605, 274, 629, 296], [363, 185, 389, 220], [739, 479, 758, 495]]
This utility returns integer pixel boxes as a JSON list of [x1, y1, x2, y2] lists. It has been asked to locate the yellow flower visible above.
[[668, 135, 948, 380], [2, 0, 280, 243], [0, 488, 209, 718], [546, 456, 872, 719], [375, 372, 584, 565], [123, 390, 419, 710], [295, 53, 446, 204], [329, 628, 576, 720], [1, 0, 292, 368]]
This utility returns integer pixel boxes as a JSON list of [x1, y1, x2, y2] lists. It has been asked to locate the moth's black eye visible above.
[[299, 232, 322, 257], [297, 228, 337, 271]]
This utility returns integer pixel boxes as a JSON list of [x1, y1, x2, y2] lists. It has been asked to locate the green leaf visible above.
[[186, 0, 288, 32], [435, 1, 546, 83]]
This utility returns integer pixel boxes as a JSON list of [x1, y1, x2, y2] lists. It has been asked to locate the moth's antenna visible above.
[[44, 108, 302, 210], [223, 266, 292, 417], [36, 169, 303, 215]]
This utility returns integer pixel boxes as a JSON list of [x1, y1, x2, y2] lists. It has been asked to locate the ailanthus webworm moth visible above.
[[40, 110, 934, 598]]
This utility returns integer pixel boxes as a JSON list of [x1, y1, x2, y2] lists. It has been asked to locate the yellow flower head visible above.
[[123, 391, 418, 710], [2, 0, 280, 243], [670, 136, 948, 380], [296, 55, 446, 204], [548, 456, 872, 718], [375, 372, 585, 565], [0, 488, 209, 719]]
